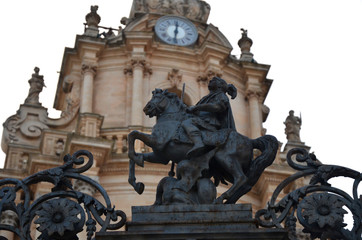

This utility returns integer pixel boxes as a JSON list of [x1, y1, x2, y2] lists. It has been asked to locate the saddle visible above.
[[173, 126, 232, 148]]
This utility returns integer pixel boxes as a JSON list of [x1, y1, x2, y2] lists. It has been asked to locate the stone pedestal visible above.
[[96, 204, 288, 240], [283, 141, 310, 153]]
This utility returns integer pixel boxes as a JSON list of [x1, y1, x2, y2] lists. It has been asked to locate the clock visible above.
[[155, 16, 198, 46]]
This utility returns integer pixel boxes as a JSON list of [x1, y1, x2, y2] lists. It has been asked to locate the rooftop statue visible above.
[[24, 67, 46, 106], [128, 77, 278, 204], [284, 110, 302, 142]]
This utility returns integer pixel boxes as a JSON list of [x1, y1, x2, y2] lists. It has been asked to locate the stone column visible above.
[[130, 59, 146, 126], [246, 90, 262, 139], [143, 65, 153, 127], [0, 210, 18, 240], [80, 64, 97, 113], [124, 66, 133, 126]]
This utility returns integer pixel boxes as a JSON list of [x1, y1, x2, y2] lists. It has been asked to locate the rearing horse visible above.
[[128, 89, 278, 203]]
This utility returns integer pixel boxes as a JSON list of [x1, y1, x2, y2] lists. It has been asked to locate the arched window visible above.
[[167, 87, 192, 106]]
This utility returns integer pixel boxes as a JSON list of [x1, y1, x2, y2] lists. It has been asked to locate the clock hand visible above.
[[173, 21, 179, 43]]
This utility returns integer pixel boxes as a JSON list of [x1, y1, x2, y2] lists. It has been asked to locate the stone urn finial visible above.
[[238, 28, 254, 62], [84, 5, 101, 37]]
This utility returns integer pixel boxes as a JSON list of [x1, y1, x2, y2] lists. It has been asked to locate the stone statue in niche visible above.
[[24, 67, 46, 105], [284, 110, 302, 142], [128, 77, 278, 204]]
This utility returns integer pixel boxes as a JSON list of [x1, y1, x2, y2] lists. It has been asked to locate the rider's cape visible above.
[[196, 91, 236, 131]]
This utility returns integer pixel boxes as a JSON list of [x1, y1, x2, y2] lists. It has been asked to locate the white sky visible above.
[[0, 0, 361, 209]]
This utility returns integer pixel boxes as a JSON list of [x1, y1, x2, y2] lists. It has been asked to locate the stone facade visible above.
[[0, 1, 310, 239]]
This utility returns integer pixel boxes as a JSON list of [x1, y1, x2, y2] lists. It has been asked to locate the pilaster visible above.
[[129, 59, 152, 126], [80, 63, 97, 113], [243, 62, 271, 139], [245, 89, 263, 139]]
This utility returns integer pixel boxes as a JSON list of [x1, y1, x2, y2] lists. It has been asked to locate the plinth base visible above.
[[96, 204, 288, 240]]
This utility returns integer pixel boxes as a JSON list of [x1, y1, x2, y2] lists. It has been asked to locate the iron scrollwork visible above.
[[256, 148, 361, 240], [0, 150, 126, 240]]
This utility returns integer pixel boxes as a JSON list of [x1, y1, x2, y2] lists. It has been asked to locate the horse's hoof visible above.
[[135, 182, 145, 194], [153, 200, 162, 205], [213, 197, 224, 204]]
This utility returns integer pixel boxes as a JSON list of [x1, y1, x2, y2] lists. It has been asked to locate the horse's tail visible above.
[[226, 135, 278, 204]]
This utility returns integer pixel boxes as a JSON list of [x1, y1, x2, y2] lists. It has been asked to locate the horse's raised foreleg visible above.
[[128, 130, 157, 167], [128, 152, 170, 195], [128, 130, 157, 194], [128, 130, 169, 195], [128, 159, 145, 194]]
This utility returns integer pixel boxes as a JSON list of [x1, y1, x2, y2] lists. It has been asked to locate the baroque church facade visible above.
[[0, 1, 309, 239]]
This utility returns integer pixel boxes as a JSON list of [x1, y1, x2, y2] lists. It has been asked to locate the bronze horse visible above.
[[128, 89, 278, 204]]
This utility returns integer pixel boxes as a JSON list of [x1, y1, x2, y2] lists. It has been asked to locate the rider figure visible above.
[[182, 77, 237, 158]]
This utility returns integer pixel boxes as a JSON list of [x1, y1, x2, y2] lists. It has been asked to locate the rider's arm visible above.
[[190, 101, 226, 113]]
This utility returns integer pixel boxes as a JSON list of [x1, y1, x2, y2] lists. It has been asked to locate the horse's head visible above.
[[144, 89, 183, 117]]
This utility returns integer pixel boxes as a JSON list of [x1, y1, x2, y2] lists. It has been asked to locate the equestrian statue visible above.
[[128, 77, 278, 204]]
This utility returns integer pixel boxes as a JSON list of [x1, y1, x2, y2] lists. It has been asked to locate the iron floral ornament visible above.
[[34, 199, 82, 239], [0, 150, 126, 240], [256, 148, 361, 240]]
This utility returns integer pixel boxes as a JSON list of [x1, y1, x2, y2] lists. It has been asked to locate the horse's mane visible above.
[[153, 89, 187, 111]]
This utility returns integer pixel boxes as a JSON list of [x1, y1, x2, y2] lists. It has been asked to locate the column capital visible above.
[[143, 63, 152, 77], [0, 210, 18, 227], [197, 70, 222, 86], [130, 59, 146, 69], [129, 59, 152, 77], [197, 76, 208, 86], [124, 66, 133, 76], [245, 89, 262, 101], [73, 177, 99, 196], [81, 63, 97, 76]]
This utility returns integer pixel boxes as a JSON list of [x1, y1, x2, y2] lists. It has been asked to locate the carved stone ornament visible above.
[[2, 68, 79, 151], [81, 63, 97, 76], [0, 210, 18, 227], [84, 5, 101, 37], [245, 89, 262, 101], [197, 70, 222, 86], [167, 69, 182, 88], [130, 0, 211, 23], [85, 5, 101, 28], [238, 28, 255, 62], [73, 177, 99, 196], [123, 66, 133, 76], [128, 59, 152, 76], [2, 106, 49, 145], [238, 28, 253, 54]]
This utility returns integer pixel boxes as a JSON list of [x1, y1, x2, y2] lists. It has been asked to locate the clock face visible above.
[[155, 16, 198, 46]]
